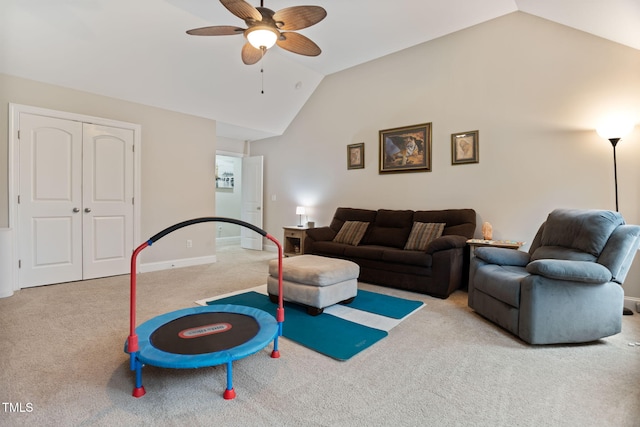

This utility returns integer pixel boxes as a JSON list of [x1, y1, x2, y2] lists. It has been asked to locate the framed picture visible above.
[[451, 130, 479, 165], [215, 156, 235, 191], [379, 123, 432, 173], [347, 142, 365, 169]]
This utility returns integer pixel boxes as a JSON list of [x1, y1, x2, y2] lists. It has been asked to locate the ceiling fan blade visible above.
[[220, 0, 262, 22], [186, 25, 244, 36], [241, 43, 264, 65], [276, 32, 321, 56], [273, 6, 327, 31]]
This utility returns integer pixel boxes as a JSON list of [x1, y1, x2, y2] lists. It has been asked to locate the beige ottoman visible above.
[[267, 255, 359, 315]]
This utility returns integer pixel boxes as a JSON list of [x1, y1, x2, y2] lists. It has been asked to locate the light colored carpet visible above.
[[1, 245, 639, 426]]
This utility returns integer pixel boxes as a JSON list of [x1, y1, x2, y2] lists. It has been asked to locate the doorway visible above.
[[215, 153, 264, 250], [215, 155, 242, 246]]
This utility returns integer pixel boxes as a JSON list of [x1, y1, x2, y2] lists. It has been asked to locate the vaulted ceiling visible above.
[[3, 0, 639, 141]]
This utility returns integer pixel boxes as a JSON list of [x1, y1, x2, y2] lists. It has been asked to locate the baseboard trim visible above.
[[263, 242, 278, 253], [139, 255, 217, 273]]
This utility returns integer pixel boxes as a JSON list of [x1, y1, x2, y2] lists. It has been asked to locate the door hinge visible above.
[[132, 197, 134, 205], [17, 130, 20, 140], [17, 195, 20, 204], [18, 260, 21, 269]]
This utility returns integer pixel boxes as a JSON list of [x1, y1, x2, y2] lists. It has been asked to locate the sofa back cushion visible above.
[[413, 209, 476, 238], [329, 207, 378, 233], [363, 209, 414, 248]]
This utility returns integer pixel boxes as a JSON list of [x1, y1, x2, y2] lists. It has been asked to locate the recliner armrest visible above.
[[474, 247, 530, 266], [526, 259, 612, 283]]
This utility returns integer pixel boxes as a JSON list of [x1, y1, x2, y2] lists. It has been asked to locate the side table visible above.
[[283, 226, 309, 257], [466, 239, 525, 251]]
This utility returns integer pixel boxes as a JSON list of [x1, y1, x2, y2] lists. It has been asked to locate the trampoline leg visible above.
[[223, 361, 236, 400], [271, 323, 282, 358], [271, 335, 281, 358], [132, 356, 146, 398]]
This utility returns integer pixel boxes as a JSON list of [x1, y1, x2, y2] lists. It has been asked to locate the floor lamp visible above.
[[597, 118, 635, 315]]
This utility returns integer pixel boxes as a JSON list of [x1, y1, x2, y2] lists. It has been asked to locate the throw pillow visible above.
[[404, 222, 445, 251], [333, 221, 369, 246]]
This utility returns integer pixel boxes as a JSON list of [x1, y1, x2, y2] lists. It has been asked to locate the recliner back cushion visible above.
[[534, 209, 624, 257], [363, 209, 413, 248]]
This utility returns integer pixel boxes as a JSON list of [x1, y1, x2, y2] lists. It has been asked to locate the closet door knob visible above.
[[73, 207, 80, 213], [84, 208, 92, 213]]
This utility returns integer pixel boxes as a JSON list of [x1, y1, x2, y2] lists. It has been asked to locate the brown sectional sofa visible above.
[[304, 207, 476, 298]]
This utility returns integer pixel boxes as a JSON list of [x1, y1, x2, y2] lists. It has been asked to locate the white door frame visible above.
[[8, 103, 141, 291]]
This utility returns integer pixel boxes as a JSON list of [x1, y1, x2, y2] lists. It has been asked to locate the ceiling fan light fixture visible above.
[[246, 26, 278, 50]]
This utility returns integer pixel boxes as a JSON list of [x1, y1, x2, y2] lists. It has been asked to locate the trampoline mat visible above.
[[150, 312, 259, 355]]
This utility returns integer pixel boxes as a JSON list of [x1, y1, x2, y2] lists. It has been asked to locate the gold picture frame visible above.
[[379, 123, 432, 174], [451, 130, 479, 165], [347, 142, 365, 169]]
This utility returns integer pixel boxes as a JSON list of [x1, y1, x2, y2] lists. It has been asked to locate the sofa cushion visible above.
[[363, 209, 413, 248], [333, 221, 369, 246], [414, 209, 476, 238], [344, 244, 385, 260], [404, 222, 445, 251], [329, 207, 377, 233], [312, 241, 347, 256], [382, 248, 432, 267]]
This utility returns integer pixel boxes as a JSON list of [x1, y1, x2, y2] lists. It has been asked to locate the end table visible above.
[[283, 226, 309, 256]]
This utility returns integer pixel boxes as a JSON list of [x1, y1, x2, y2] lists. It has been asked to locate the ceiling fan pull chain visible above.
[[260, 46, 266, 94]]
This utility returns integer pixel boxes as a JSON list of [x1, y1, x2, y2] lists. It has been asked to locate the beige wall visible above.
[[0, 74, 217, 265], [251, 12, 640, 299]]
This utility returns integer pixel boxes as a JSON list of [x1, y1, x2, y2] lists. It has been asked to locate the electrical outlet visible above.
[[186, 239, 192, 248]]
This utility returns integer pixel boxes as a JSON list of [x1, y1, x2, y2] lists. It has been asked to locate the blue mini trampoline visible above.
[[125, 218, 284, 400]]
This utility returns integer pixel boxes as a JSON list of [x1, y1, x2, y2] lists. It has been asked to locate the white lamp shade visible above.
[[246, 27, 278, 49], [596, 116, 635, 140], [296, 206, 306, 215]]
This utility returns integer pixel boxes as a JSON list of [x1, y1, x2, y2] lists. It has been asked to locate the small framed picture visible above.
[[451, 130, 479, 165], [347, 142, 365, 169], [379, 123, 432, 173]]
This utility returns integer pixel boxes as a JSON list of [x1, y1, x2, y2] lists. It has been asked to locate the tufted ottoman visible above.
[[267, 255, 359, 315]]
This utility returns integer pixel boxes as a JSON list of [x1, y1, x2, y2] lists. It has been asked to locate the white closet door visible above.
[[18, 113, 83, 287], [18, 113, 135, 287], [82, 123, 134, 279]]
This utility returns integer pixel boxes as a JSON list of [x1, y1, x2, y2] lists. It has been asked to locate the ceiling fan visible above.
[[186, 0, 327, 65]]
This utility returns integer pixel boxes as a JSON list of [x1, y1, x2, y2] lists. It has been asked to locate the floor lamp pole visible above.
[[609, 138, 620, 212], [610, 137, 633, 315]]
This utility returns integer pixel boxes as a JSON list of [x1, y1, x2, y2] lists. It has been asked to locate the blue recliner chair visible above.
[[468, 209, 640, 344]]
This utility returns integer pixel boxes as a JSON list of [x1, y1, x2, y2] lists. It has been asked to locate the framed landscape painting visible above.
[[379, 123, 432, 174]]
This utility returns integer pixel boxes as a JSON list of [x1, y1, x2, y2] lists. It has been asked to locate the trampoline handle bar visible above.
[[148, 217, 267, 244]]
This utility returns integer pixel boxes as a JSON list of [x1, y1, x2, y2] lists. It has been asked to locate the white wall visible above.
[[0, 74, 217, 266], [251, 12, 640, 300]]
